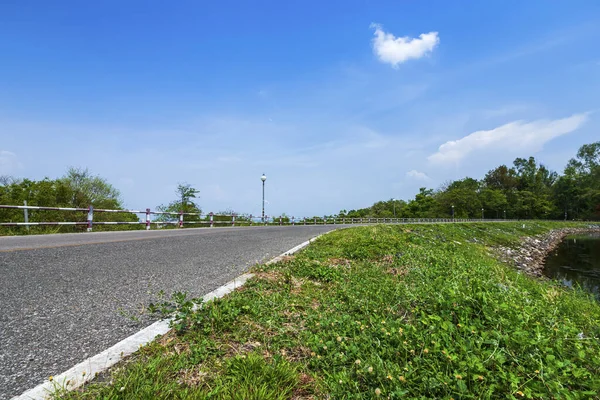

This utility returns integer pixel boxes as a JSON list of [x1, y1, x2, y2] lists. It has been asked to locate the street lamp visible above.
[[392, 198, 396, 218], [503, 209, 506, 220], [481, 208, 484, 220], [261, 173, 267, 223], [451, 204, 455, 221]]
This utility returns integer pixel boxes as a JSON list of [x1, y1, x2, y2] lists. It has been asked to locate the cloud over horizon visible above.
[[371, 23, 439, 67], [427, 113, 589, 165], [406, 169, 430, 181]]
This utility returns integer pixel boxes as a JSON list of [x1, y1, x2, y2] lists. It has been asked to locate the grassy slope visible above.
[[56, 222, 600, 399]]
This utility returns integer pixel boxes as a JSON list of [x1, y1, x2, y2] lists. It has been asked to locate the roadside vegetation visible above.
[[0, 167, 140, 235], [54, 222, 600, 399]]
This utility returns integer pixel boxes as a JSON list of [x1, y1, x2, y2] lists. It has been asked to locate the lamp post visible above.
[[451, 204, 454, 221], [261, 173, 267, 223], [392, 198, 396, 218], [481, 208, 484, 220], [503, 209, 506, 220]]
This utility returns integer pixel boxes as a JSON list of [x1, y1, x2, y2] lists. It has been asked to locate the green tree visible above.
[[405, 188, 437, 218], [62, 167, 123, 208], [559, 141, 600, 219], [435, 179, 482, 218], [0, 168, 137, 234], [156, 183, 202, 223], [479, 188, 507, 219]]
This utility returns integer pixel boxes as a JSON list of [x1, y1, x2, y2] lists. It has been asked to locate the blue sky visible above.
[[1, 1, 599, 216]]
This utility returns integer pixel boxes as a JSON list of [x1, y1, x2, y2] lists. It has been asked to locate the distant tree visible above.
[[435, 183, 481, 218], [483, 165, 518, 191], [336, 142, 599, 221], [61, 167, 122, 208], [405, 188, 437, 217], [0, 175, 17, 186], [560, 141, 600, 219], [156, 183, 202, 223], [479, 188, 508, 219], [567, 141, 600, 174], [0, 168, 137, 234]]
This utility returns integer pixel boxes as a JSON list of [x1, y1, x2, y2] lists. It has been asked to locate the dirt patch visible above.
[[177, 365, 209, 387], [310, 299, 320, 310], [328, 258, 351, 267], [388, 266, 408, 276], [283, 346, 312, 362], [378, 254, 395, 265], [254, 270, 283, 282], [157, 331, 191, 356], [292, 373, 318, 399], [226, 340, 263, 356]]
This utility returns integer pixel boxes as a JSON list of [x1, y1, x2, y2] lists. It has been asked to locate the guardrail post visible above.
[[179, 211, 184, 228], [23, 200, 30, 232], [232, 213, 236, 227], [146, 208, 151, 230], [87, 206, 94, 232], [209, 212, 214, 227]]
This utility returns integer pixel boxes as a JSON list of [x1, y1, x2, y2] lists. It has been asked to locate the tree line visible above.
[[2, 141, 598, 235], [0, 171, 250, 234], [338, 141, 600, 221], [0, 167, 139, 234]]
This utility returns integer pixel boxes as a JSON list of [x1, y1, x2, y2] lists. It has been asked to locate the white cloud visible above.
[[428, 113, 589, 164], [371, 23, 439, 67], [406, 169, 430, 181]]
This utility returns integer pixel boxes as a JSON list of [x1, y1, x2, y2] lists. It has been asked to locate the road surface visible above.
[[0, 225, 343, 399]]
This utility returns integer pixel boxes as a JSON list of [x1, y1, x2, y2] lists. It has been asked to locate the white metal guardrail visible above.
[[0, 203, 517, 232]]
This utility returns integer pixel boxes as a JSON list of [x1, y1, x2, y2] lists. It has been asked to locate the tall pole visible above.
[[393, 199, 396, 218], [481, 208, 484, 220], [451, 204, 454, 221], [261, 173, 267, 224]]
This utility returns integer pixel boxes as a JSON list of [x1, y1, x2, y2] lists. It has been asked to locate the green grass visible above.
[[56, 222, 600, 399]]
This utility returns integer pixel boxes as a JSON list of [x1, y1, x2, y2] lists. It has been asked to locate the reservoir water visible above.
[[543, 232, 600, 299]]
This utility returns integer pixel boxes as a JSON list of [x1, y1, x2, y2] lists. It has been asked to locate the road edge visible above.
[[12, 230, 334, 400]]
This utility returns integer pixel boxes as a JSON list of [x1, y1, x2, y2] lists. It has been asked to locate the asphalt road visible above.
[[0, 225, 343, 399]]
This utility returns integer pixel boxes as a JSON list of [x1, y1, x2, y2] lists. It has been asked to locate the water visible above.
[[543, 232, 600, 298]]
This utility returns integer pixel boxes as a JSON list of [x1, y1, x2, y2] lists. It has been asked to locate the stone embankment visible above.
[[495, 225, 600, 276]]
